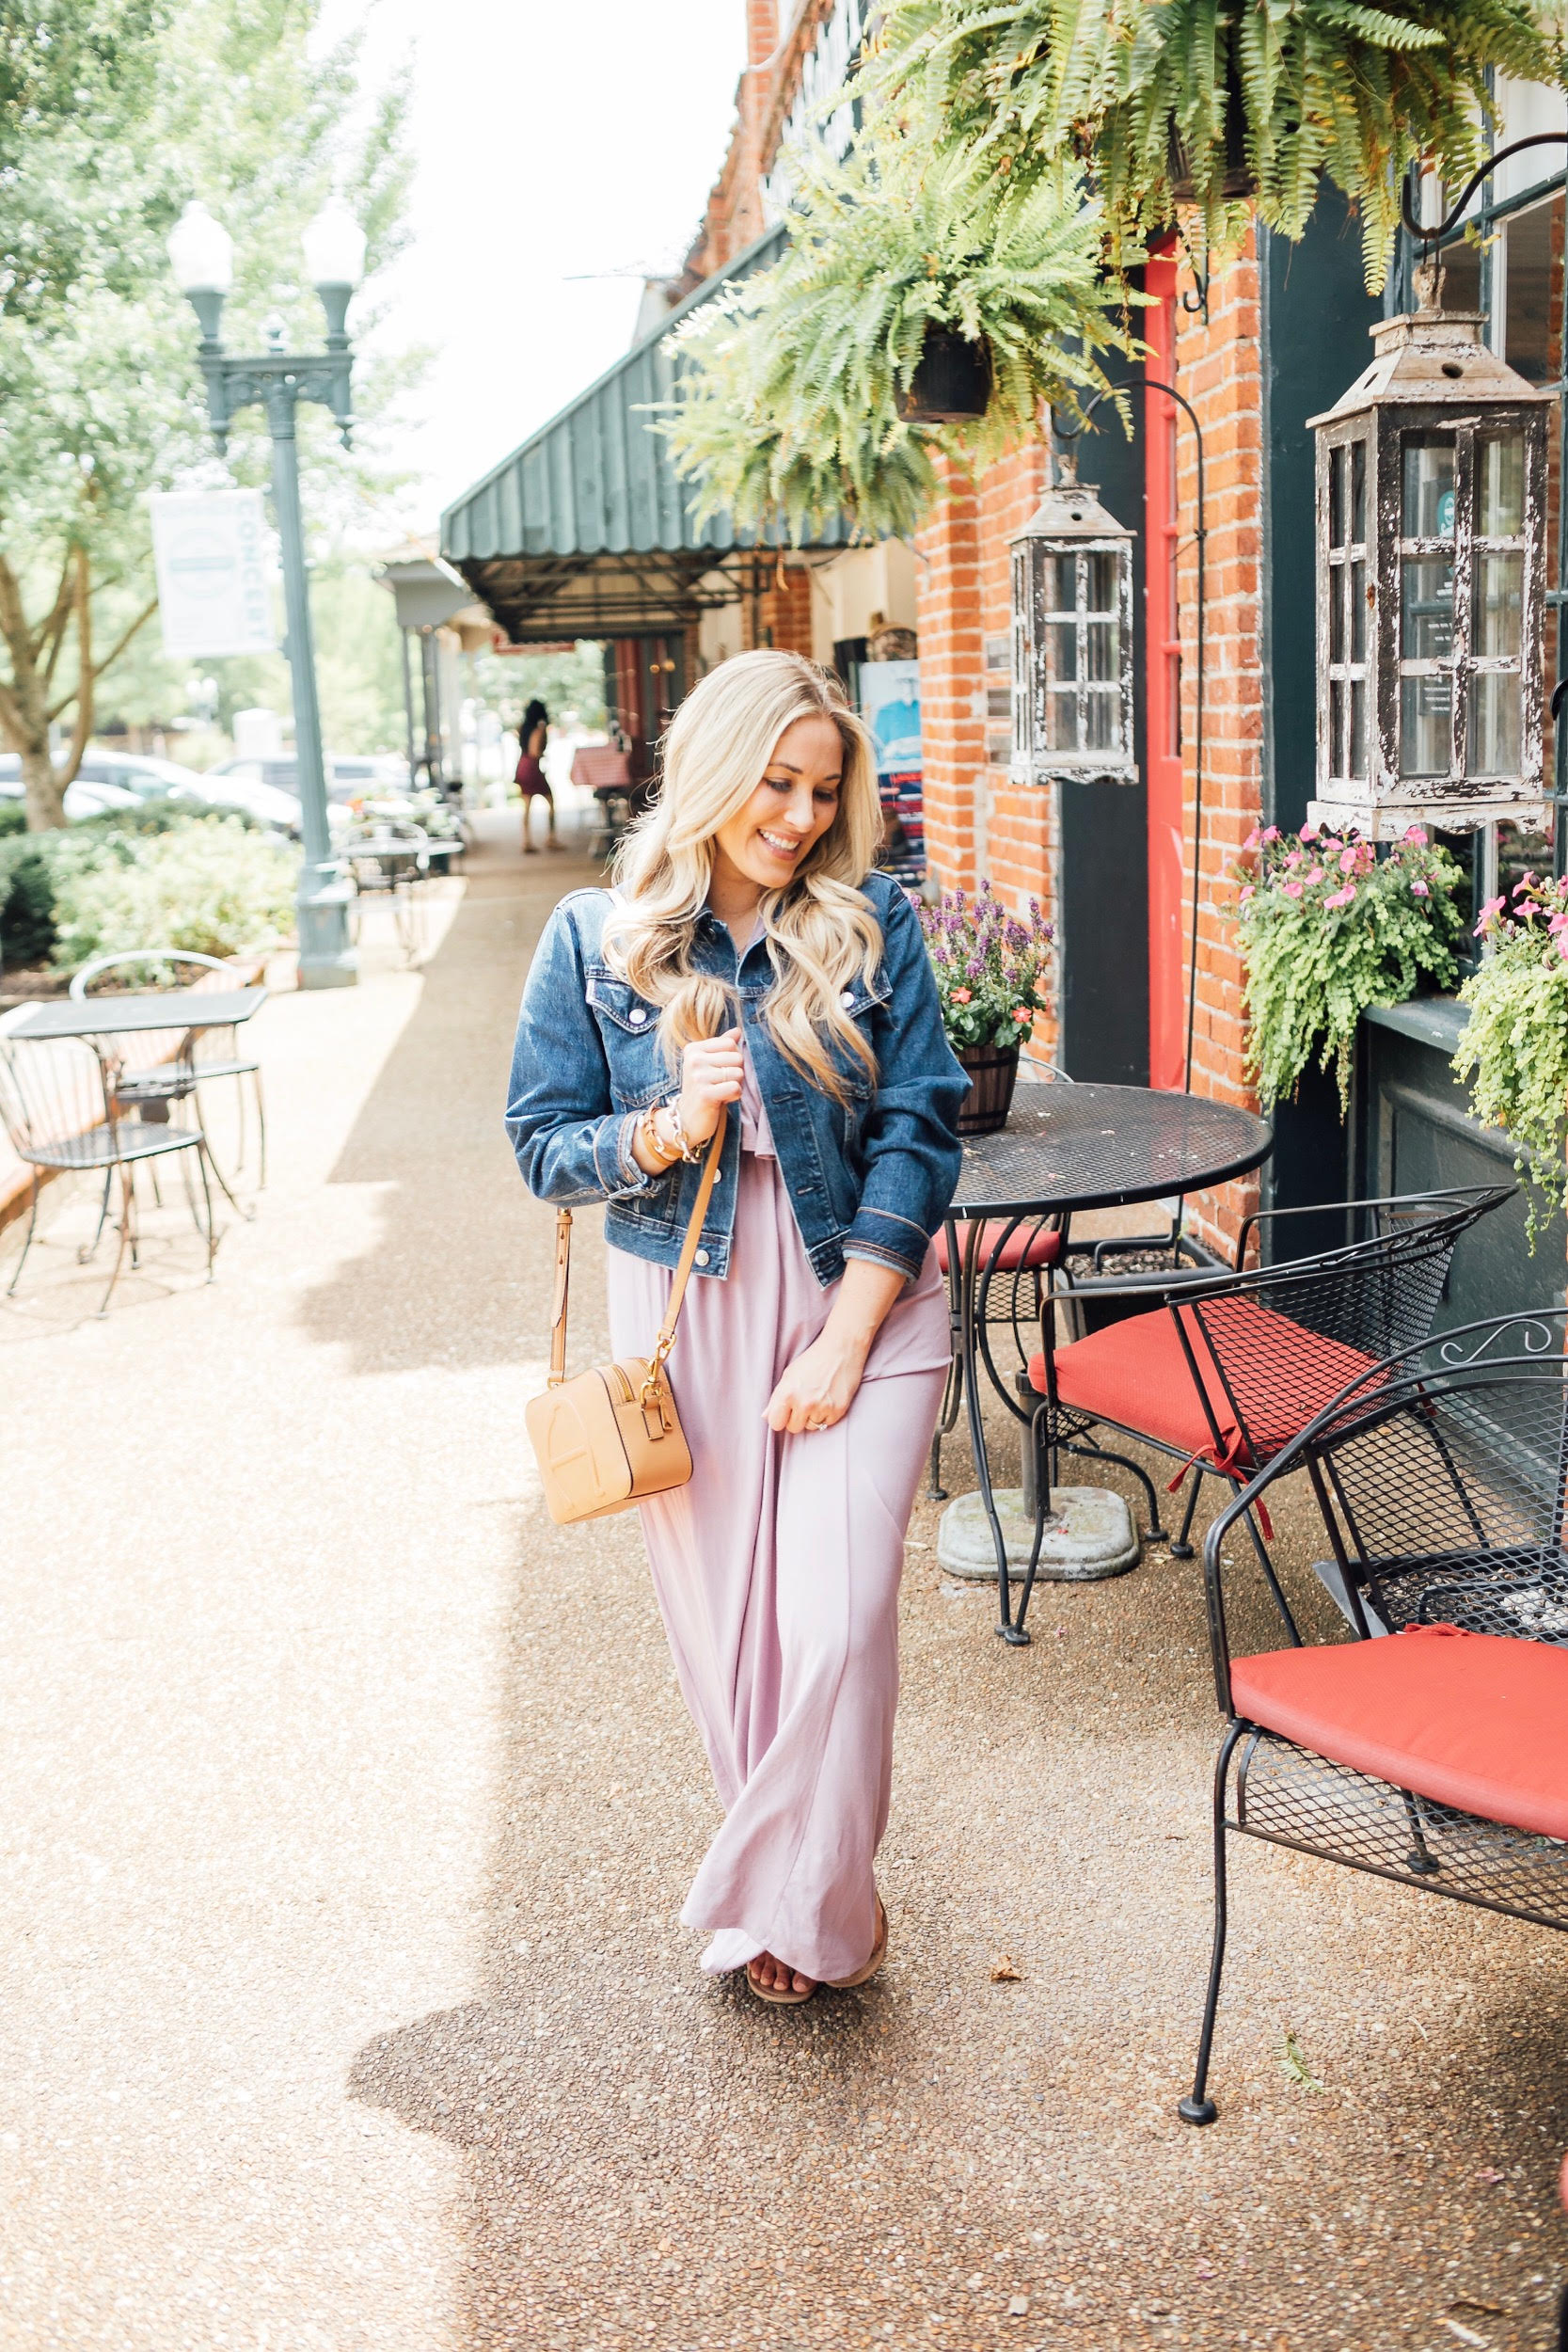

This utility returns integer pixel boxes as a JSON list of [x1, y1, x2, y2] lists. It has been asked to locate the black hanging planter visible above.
[[1166, 64, 1257, 203], [895, 326, 993, 424]]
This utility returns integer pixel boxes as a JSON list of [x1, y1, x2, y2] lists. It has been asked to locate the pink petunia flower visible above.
[[1411, 881, 1430, 898], [1339, 848, 1358, 874], [1261, 826, 1281, 843], [1402, 825, 1428, 845], [1477, 895, 1507, 935], [1306, 866, 1324, 884], [1300, 823, 1319, 842], [1283, 881, 1305, 898], [1239, 884, 1255, 902], [1285, 851, 1302, 868], [1323, 886, 1356, 909], [1243, 827, 1261, 850]]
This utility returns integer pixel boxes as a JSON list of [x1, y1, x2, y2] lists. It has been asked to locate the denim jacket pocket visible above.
[[585, 969, 667, 1108]]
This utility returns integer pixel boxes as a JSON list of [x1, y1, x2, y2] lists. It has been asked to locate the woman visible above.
[[506, 651, 965, 2003], [515, 698, 562, 853]]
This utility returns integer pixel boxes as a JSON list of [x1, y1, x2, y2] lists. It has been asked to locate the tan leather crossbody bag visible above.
[[525, 1110, 727, 1526]]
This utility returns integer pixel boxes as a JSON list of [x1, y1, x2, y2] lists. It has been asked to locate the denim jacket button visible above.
[[694, 1248, 710, 1267], [629, 1008, 648, 1025], [840, 990, 855, 1009]]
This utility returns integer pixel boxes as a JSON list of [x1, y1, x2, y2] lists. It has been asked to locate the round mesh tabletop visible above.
[[948, 1082, 1272, 1220]]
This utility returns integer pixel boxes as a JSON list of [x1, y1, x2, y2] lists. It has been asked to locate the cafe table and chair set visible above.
[[925, 1063, 1568, 2126]]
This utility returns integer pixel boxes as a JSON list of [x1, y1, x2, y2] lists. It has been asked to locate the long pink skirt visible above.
[[606, 1148, 950, 1985]]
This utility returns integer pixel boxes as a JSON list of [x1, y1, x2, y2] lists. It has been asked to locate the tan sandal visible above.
[[746, 1955, 816, 2006], [829, 1897, 887, 1991]]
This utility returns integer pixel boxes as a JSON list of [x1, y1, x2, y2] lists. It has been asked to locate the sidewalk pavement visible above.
[[1, 813, 1563, 2352]]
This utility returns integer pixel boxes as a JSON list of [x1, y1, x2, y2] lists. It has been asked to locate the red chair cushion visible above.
[[1026, 1298, 1379, 1470], [935, 1219, 1062, 1277], [1230, 1625, 1568, 1843]]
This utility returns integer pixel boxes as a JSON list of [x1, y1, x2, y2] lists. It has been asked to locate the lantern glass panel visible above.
[[1350, 679, 1367, 775], [1477, 437, 1526, 537], [1474, 551, 1525, 655], [1468, 671, 1523, 773], [1085, 691, 1117, 752], [1330, 570, 1344, 662], [1085, 551, 1117, 611], [1049, 620, 1077, 682], [1047, 688, 1078, 751], [1402, 558, 1454, 658], [1044, 554, 1076, 612], [1086, 619, 1117, 681], [1402, 436, 1456, 537], [1402, 674, 1453, 776], [1350, 558, 1367, 660], [1329, 445, 1345, 548], [1351, 441, 1366, 541]]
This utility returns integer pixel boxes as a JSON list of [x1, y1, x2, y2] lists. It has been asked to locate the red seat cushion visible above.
[[935, 1219, 1061, 1277], [1026, 1298, 1379, 1470], [1230, 1625, 1568, 1843]]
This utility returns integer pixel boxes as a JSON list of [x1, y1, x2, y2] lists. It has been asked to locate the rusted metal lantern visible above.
[[1008, 453, 1137, 787], [1307, 262, 1553, 838]]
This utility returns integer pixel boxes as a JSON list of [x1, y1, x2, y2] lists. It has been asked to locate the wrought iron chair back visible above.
[[0, 1009, 218, 1313], [1176, 1311, 1568, 2126]]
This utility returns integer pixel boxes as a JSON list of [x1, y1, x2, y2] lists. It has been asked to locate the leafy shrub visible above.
[[0, 810, 294, 971], [1231, 823, 1465, 1112], [1452, 872, 1568, 1233], [0, 802, 25, 839], [48, 817, 296, 969]]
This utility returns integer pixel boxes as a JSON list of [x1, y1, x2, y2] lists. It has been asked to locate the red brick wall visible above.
[[1171, 240, 1266, 1254], [913, 465, 985, 892]]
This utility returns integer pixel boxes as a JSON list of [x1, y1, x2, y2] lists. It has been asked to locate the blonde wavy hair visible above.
[[603, 649, 884, 1103]]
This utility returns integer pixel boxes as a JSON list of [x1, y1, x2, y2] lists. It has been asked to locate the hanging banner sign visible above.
[[150, 489, 277, 659]]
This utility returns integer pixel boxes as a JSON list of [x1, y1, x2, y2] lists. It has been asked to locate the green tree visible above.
[[0, 0, 414, 829]]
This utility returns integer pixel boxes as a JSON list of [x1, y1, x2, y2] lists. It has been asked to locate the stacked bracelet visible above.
[[640, 1098, 705, 1168]]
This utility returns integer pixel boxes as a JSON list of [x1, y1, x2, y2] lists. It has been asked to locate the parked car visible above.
[[0, 754, 150, 822], [208, 753, 410, 805]]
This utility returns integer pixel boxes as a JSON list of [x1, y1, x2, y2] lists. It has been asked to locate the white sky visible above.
[[321, 0, 748, 530]]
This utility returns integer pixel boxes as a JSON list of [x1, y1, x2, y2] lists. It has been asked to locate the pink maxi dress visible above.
[[606, 1044, 951, 1986]]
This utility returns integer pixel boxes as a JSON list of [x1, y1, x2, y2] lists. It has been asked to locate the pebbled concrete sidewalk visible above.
[[3, 813, 1565, 2352]]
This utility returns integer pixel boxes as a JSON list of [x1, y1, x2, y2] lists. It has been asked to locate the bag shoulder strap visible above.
[[546, 1106, 727, 1389]]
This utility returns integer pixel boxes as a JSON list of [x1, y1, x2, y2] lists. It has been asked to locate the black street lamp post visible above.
[[168, 199, 367, 989]]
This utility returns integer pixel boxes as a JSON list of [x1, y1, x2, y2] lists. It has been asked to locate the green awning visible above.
[[439, 227, 850, 643]]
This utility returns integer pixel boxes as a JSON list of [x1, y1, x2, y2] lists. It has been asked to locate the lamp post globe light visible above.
[[168, 198, 366, 988], [1307, 262, 1554, 840]]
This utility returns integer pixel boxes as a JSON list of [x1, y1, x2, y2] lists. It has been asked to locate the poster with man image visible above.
[[860, 659, 925, 882]]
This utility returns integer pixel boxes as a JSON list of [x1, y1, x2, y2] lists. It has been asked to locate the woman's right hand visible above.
[[677, 1028, 744, 1144]]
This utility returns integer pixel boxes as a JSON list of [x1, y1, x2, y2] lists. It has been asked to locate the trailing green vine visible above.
[[1230, 823, 1465, 1113], [1452, 872, 1568, 1232]]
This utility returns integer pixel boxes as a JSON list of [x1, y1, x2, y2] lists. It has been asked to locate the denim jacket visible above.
[[505, 871, 966, 1288]]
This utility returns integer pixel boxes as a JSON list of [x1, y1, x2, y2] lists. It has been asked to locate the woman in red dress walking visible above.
[[516, 698, 562, 852]]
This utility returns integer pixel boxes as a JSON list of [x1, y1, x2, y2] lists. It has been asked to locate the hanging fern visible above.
[[878, 0, 1564, 289], [661, 132, 1140, 544]]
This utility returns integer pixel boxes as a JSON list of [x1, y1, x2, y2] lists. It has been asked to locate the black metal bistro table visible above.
[[9, 987, 268, 1044], [943, 1082, 1273, 1644]]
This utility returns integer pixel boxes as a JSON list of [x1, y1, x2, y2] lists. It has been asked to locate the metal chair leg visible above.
[[1066, 1438, 1168, 1544], [1239, 1499, 1302, 1646], [7, 1169, 40, 1295], [78, 1168, 114, 1263], [1179, 1720, 1244, 2125], [97, 1167, 135, 1317], [195, 1141, 217, 1281], [252, 1066, 266, 1190], [1169, 1469, 1202, 1559], [928, 1354, 962, 1500]]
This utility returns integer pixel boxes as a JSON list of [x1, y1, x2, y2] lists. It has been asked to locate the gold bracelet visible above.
[[640, 1101, 681, 1167]]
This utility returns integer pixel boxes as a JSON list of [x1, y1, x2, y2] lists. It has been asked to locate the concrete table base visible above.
[[937, 1485, 1140, 1582]]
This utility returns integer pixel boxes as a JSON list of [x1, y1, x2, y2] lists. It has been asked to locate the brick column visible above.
[[914, 465, 986, 891], [1173, 237, 1266, 1253]]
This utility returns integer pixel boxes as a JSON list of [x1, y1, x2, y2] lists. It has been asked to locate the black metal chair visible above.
[[1179, 1308, 1568, 2126], [1006, 1185, 1513, 1639], [0, 1009, 217, 1315], [70, 949, 264, 1191], [342, 818, 430, 963]]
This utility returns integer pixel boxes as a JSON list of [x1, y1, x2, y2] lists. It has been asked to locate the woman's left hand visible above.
[[764, 1325, 871, 1436]]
